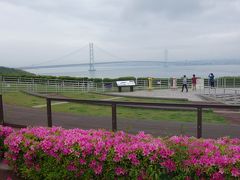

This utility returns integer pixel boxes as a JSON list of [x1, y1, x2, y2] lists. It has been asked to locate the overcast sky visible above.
[[0, 0, 240, 67]]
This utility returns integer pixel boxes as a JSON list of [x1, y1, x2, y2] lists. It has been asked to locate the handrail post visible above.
[[197, 107, 202, 138], [0, 94, 4, 124], [46, 98, 52, 127], [112, 103, 117, 132]]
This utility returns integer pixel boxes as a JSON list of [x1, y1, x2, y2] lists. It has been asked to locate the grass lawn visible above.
[[3, 92, 45, 107], [55, 92, 225, 123], [52, 103, 226, 124], [2, 91, 226, 124]]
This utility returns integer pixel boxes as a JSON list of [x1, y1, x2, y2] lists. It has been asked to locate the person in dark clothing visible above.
[[208, 73, 215, 88], [182, 75, 188, 92]]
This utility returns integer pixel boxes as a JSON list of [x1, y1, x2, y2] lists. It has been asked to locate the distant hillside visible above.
[[0, 66, 35, 76]]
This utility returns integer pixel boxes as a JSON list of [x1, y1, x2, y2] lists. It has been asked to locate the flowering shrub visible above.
[[3, 127, 240, 179], [0, 125, 13, 160]]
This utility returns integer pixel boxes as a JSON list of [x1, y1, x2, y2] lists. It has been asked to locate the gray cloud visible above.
[[126, 0, 204, 20], [0, 0, 240, 67]]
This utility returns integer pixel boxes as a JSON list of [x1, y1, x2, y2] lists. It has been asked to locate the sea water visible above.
[[28, 62, 240, 78]]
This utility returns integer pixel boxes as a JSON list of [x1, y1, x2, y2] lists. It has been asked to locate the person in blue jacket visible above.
[[208, 73, 215, 88]]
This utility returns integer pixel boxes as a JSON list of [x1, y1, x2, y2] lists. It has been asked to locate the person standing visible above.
[[192, 74, 197, 91], [208, 73, 215, 88], [182, 75, 188, 92]]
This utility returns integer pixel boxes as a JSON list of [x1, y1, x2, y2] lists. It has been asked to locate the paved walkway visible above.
[[109, 89, 205, 102], [201, 88, 240, 95], [201, 88, 240, 105], [32, 101, 69, 108]]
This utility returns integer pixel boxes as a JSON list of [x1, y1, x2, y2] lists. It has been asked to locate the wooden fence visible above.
[[1, 94, 240, 138]]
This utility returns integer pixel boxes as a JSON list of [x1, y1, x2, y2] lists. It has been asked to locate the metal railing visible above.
[[1, 76, 240, 93], [201, 88, 240, 105]]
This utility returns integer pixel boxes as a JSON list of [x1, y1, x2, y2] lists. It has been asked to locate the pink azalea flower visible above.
[[115, 167, 126, 176], [231, 167, 240, 177]]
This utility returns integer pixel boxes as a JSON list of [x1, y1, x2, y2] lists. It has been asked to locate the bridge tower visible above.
[[89, 43, 96, 71], [164, 49, 168, 67]]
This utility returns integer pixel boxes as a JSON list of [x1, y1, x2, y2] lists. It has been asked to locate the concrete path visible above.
[[101, 97, 123, 101], [201, 88, 240, 95], [109, 89, 205, 102], [199, 88, 240, 105], [32, 102, 69, 108]]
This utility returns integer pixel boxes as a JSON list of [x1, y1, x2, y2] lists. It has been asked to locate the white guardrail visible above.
[[1, 76, 240, 94]]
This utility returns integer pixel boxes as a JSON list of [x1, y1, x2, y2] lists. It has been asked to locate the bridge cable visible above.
[[94, 45, 130, 62], [30, 44, 89, 67]]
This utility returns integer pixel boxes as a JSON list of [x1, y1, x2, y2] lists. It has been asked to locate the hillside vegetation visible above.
[[0, 66, 35, 76]]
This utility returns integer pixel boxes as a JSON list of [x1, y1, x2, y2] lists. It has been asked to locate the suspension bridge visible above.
[[19, 43, 168, 71]]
